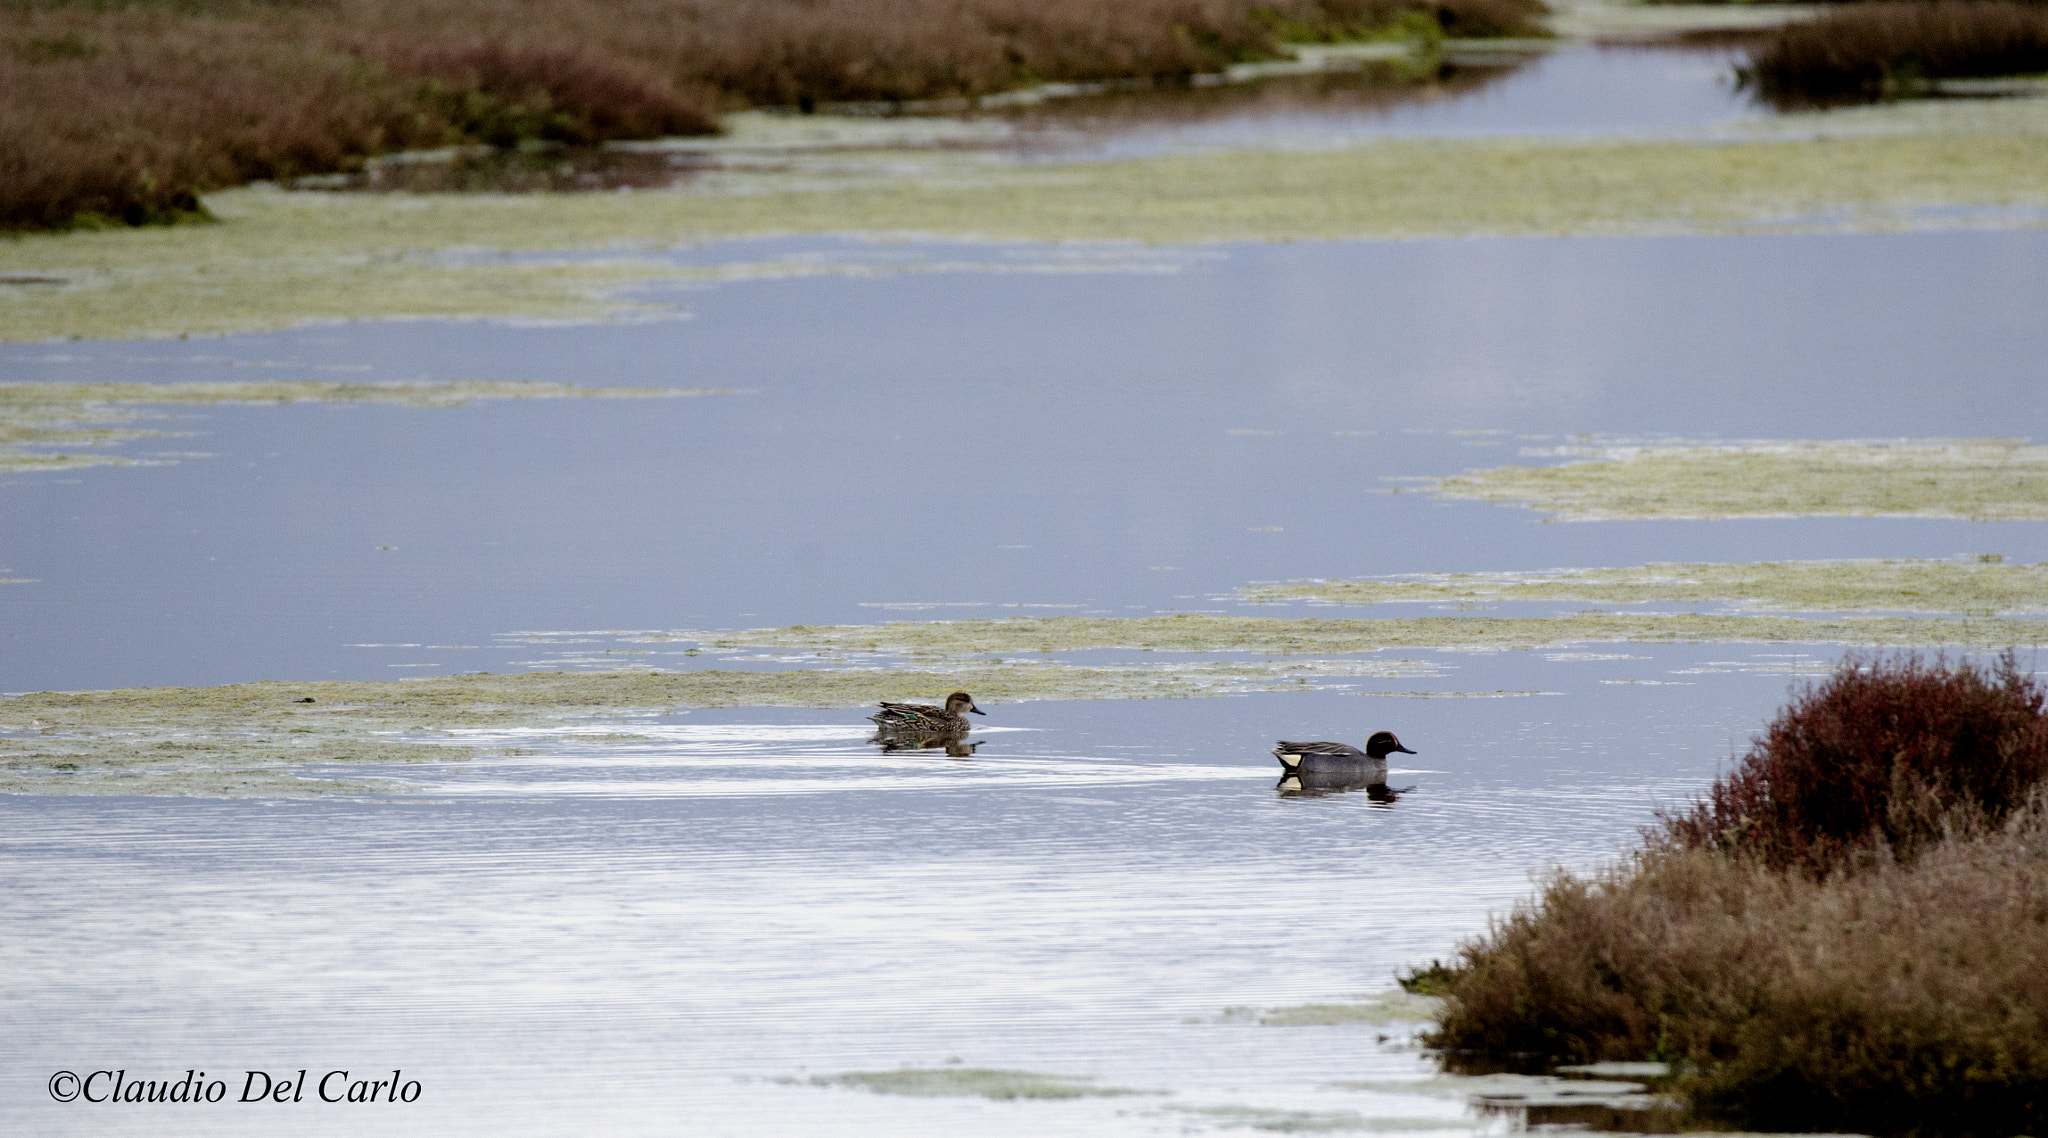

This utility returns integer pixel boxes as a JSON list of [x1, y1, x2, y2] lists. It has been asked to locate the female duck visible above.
[[868, 691, 986, 734], [1272, 731, 1415, 780]]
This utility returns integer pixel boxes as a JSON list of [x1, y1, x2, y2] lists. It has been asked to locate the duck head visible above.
[[1365, 730, 1416, 759], [945, 691, 986, 716]]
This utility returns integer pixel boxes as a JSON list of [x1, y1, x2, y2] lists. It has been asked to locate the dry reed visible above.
[[3, 0, 1548, 232]]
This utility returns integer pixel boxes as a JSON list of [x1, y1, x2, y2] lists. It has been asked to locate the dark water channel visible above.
[[4, 227, 2048, 1132]]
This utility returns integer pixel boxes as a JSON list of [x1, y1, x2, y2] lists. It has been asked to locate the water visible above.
[[5, 231, 2046, 690], [5, 680, 1772, 1135], [7, 101, 2048, 1138]]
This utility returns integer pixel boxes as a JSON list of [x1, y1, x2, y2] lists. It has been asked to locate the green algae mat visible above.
[[3, 108, 2046, 342], [9, 603, 2047, 797], [1407, 438, 2048, 522], [0, 379, 725, 474]]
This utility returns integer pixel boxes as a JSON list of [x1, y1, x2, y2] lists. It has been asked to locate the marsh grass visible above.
[[1744, 1, 2048, 106], [1424, 654, 2048, 1134], [2, 0, 1546, 231]]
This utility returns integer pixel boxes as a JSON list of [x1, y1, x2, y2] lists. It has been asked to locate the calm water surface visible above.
[[5, 223, 2047, 1134]]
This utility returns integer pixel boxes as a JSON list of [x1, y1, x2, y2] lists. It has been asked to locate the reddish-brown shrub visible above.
[[1422, 654, 2048, 1132], [1743, 1, 2048, 106], [1659, 652, 2048, 874], [380, 42, 717, 145]]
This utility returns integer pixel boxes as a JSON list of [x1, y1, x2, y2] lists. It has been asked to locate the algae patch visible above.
[[797, 1067, 1157, 1100], [14, 605, 2047, 797], [6, 114, 2048, 342], [1408, 438, 2048, 521], [1243, 557, 2048, 615], [1162, 1105, 1464, 1132], [0, 379, 722, 475], [634, 611, 2048, 658], [0, 660, 1439, 798], [1217, 990, 1446, 1027]]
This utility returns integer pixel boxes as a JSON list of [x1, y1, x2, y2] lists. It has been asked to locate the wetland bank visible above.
[[7, 6, 2048, 1135]]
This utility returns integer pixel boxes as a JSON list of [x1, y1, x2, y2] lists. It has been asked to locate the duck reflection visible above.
[[1275, 769, 1402, 802], [869, 732, 979, 758]]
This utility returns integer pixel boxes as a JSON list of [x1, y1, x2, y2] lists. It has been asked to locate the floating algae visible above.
[[0, 379, 722, 475], [1218, 990, 1447, 1027], [1407, 438, 2048, 521], [1162, 1105, 1466, 1132], [648, 611, 2048, 658], [0, 659, 1447, 797], [6, 117, 2048, 341], [1242, 557, 2048, 615], [13, 604, 2047, 796], [798, 1067, 1158, 1100]]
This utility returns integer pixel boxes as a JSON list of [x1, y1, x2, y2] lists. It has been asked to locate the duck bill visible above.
[[1396, 746, 1416, 754], [968, 706, 986, 715]]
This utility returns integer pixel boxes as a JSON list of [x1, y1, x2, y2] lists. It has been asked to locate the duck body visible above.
[[867, 691, 986, 735], [1271, 731, 1415, 779]]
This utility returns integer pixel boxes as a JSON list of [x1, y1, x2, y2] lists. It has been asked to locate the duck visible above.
[[1271, 731, 1415, 780], [867, 691, 986, 735]]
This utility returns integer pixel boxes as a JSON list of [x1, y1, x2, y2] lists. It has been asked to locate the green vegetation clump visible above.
[[1245, 990, 1446, 1025], [1241, 556, 2048, 614], [1163, 1104, 1461, 1131], [11, 619, 2048, 797], [1421, 654, 2048, 1134], [1, 0, 1546, 232], [0, 658, 1450, 796], [672, 611, 2048, 656], [1414, 438, 2048, 521], [8, 122, 2048, 342], [1745, 1, 2048, 106], [804, 1066, 1156, 1099], [0, 379, 722, 475]]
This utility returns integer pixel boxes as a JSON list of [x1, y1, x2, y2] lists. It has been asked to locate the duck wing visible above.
[[1272, 740, 1365, 757], [869, 701, 946, 727]]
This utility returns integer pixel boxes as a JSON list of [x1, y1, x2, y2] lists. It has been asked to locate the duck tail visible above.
[[1271, 745, 1303, 771]]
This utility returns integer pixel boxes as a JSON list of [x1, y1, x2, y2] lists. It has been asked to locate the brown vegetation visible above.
[[1744, 1, 2048, 106], [1420, 654, 2048, 1135], [1661, 652, 2048, 874], [2, 0, 1549, 232]]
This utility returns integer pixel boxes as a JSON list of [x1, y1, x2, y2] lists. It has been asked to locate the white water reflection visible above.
[[4, 683, 1742, 1135]]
